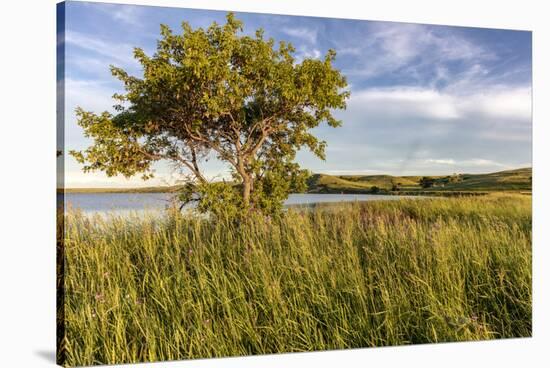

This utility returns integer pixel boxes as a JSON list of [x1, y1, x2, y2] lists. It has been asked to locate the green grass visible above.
[[59, 194, 532, 366]]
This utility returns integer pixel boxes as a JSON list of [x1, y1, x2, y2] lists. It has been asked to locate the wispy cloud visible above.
[[344, 22, 494, 84], [90, 3, 144, 26], [64, 78, 121, 115], [65, 31, 139, 68], [281, 27, 317, 44], [425, 158, 507, 167], [425, 158, 456, 165], [294, 46, 322, 63], [315, 157, 519, 176]]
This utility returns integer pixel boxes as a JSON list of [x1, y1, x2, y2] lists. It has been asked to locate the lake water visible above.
[[62, 192, 418, 216]]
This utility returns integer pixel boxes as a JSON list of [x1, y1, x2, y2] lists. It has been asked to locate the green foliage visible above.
[[69, 109, 157, 180], [70, 13, 349, 217], [420, 176, 436, 188], [192, 182, 243, 219], [61, 194, 531, 365], [250, 161, 310, 216]]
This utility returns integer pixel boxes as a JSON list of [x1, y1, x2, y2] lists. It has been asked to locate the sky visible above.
[[59, 1, 532, 188]]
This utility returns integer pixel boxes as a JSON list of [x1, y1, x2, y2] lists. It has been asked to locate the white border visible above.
[[1, 0, 548, 367]]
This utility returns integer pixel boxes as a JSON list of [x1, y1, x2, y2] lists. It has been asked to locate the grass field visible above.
[[58, 193, 531, 366]]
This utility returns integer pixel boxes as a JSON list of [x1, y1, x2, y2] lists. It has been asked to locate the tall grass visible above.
[[59, 194, 531, 366]]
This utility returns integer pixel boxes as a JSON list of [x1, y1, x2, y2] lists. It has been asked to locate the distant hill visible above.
[[307, 167, 532, 194], [64, 167, 531, 194]]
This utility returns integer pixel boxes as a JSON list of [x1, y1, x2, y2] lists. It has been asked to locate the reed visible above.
[[60, 194, 531, 366]]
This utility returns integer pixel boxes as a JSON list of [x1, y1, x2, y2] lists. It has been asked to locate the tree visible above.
[[419, 176, 435, 189], [449, 173, 462, 183], [71, 13, 349, 217]]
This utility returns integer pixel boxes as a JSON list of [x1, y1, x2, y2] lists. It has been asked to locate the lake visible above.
[[62, 192, 419, 216]]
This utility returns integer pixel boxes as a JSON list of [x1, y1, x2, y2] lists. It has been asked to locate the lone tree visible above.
[[71, 14, 349, 216], [419, 176, 435, 189]]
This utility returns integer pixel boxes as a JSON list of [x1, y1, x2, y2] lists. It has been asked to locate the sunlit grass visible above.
[[59, 194, 531, 366]]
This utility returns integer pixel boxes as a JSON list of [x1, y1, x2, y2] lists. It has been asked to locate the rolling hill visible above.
[[307, 167, 532, 193]]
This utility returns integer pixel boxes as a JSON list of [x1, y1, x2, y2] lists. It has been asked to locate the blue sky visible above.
[[60, 1, 532, 187]]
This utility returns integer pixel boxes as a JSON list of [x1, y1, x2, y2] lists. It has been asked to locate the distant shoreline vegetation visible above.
[[62, 167, 532, 195]]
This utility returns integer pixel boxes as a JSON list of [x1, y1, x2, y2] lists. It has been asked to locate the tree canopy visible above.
[[71, 13, 349, 216]]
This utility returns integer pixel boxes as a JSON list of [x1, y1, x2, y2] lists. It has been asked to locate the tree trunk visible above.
[[242, 176, 251, 208], [236, 153, 253, 209]]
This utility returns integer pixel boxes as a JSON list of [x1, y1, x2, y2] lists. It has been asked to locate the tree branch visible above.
[[182, 123, 239, 168], [137, 146, 207, 184]]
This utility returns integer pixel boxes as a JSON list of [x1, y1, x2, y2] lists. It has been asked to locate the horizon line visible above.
[[61, 166, 531, 190]]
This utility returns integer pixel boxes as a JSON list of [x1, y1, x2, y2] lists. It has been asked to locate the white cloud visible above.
[[464, 158, 505, 167], [65, 54, 115, 79], [312, 156, 523, 177], [345, 23, 493, 80], [444, 64, 492, 94], [373, 24, 424, 63], [460, 87, 532, 120], [65, 31, 140, 69], [295, 46, 322, 63], [337, 47, 362, 56], [64, 170, 162, 188], [345, 85, 531, 123], [281, 27, 317, 44], [425, 159, 456, 165], [425, 158, 506, 167], [64, 78, 120, 115], [85, 3, 143, 26], [65, 166, 209, 188], [109, 5, 142, 25], [64, 163, 231, 189], [347, 87, 460, 120]]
